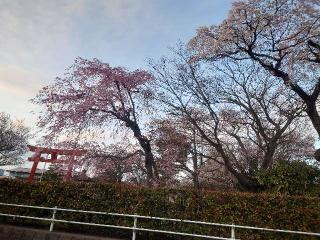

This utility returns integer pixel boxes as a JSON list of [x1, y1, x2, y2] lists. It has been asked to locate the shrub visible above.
[[0, 179, 318, 240], [256, 160, 320, 196]]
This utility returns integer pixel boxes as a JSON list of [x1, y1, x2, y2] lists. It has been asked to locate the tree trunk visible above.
[[249, 51, 320, 139], [226, 164, 259, 191], [305, 100, 320, 138], [141, 144, 158, 185], [261, 143, 277, 170], [216, 144, 259, 191], [192, 142, 200, 189], [192, 172, 200, 189], [125, 119, 158, 185]]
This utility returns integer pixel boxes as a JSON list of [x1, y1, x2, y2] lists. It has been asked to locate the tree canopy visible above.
[[0, 112, 30, 166], [189, 0, 320, 138], [32, 0, 320, 192]]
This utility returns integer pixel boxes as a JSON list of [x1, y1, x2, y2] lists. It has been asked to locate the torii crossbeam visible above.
[[27, 145, 86, 182]]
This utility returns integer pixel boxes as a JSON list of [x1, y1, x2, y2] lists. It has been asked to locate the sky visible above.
[[0, 0, 234, 168], [0, 0, 233, 134]]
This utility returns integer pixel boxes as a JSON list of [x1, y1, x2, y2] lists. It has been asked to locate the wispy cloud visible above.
[[0, 0, 232, 127], [0, 0, 80, 70], [0, 65, 45, 96]]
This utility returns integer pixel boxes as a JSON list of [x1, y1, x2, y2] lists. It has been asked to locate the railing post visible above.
[[132, 215, 138, 240], [231, 224, 236, 240], [49, 206, 57, 232]]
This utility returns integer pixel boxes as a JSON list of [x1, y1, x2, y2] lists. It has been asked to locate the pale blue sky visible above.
[[0, 0, 233, 131]]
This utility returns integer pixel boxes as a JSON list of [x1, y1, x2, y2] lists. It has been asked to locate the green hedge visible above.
[[256, 160, 320, 196], [0, 179, 318, 239]]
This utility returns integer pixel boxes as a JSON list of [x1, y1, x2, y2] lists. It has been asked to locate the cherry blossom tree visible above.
[[189, 0, 320, 138], [308, 39, 320, 64], [0, 112, 30, 165], [150, 47, 313, 191], [87, 144, 144, 183], [151, 118, 212, 188], [33, 58, 157, 184]]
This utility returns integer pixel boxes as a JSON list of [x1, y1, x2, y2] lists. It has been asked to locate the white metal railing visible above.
[[0, 202, 319, 239]]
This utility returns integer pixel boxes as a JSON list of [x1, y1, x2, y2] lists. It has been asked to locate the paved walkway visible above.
[[0, 224, 123, 240]]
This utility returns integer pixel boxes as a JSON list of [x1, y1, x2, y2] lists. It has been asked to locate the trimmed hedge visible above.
[[256, 160, 320, 196], [0, 179, 318, 239]]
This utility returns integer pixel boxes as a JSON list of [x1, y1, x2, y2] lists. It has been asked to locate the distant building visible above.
[[6, 167, 46, 180]]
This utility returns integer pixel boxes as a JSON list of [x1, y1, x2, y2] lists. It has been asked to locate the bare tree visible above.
[[189, 0, 320, 137], [151, 118, 210, 188], [150, 48, 312, 190], [216, 61, 309, 170]]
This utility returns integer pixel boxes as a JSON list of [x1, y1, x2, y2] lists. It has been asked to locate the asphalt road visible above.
[[0, 224, 123, 240]]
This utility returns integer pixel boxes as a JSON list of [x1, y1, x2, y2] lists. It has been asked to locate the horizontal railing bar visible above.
[[0, 213, 135, 230], [0, 213, 52, 222], [0, 202, 319, 237], [0, 213, 232, 239], [234, 225, 320, 236], [0, 203, 54, 211], [0, 203, 136, 218], [0, 212, 235, 240], [54, 207, 136, 217], [54, 219, 234, 239], [53, 218, 135, 230], [130, 215, 234, 227]]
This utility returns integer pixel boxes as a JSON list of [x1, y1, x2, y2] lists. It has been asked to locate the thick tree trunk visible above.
[[305, 101, 320, 137], [140, 142, 158, 185], [192, 172, 200, 189], [216, 145, 259, 191], [226, 165, 259, 191], [125, 119, 158, 185], [261, 143, 277, 170]]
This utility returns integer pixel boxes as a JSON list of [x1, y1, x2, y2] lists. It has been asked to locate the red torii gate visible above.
[[27, 145, 86, 182]]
